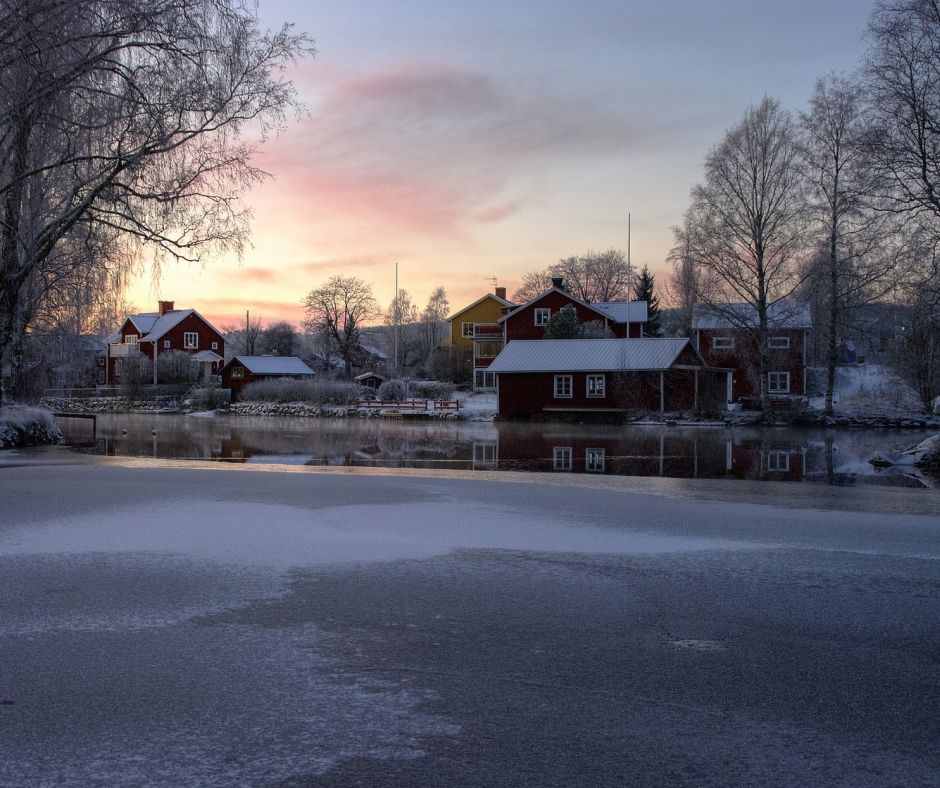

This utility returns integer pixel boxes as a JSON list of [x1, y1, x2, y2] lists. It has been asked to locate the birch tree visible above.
[[800, 74, 896, 414], [685, 96, 809, 410], [0, 0, 311, 402], [302, 275, 377, 378]]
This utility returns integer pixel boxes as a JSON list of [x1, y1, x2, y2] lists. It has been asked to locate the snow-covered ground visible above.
[[455, 390, 497, 421], [809, 364, 923, 414]]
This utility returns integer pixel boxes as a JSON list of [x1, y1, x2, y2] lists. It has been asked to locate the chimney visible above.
[[158, 300, 174, 316], [495, 286, 506, 300], [551, 276, 564, 290]]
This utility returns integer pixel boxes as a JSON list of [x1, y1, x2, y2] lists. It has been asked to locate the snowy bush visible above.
[[377, 379, 407, 401], [240, 378, 359, 405], [0, 405, 62, 448], [409, 380, 455, 400], [189, 387, 230, 410]]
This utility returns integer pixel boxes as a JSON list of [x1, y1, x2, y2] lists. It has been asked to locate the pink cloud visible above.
[[253, 63, 642, 238]]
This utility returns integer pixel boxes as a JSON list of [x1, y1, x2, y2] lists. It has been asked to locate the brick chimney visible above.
[[551, 276, 564, 290], [495, 286, 507, 300], [158, 300, 174, 316]]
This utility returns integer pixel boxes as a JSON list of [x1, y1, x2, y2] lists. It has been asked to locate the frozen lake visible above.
[[57, 413, 940, 490]]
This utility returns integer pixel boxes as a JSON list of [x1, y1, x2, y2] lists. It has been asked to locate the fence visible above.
[[354, 398, 460, 412]]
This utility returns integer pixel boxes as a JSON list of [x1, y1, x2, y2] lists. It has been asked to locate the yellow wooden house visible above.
[[447, 286, 515, 389]]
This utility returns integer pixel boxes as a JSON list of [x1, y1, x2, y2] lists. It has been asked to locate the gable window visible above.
[[586, 374, 605, 398], [183, 332, 198, 349], [462, 322, 474, 338], [712, 336, 734, 350], [586, 448, 605, 472], [211, 341, 218, 350], [768, 336, 790, 349], [554, 374, 572, 398], [124, 334, 138, 345], [553, 446, 572, 471], [534, 307, 551, 326], [163, 340, 171, 349], [231, 366, 244, 379], [767, 451, 790, 472], [768, 371, 790, 393]]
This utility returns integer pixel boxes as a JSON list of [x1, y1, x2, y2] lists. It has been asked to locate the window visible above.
[[767, 451, 789, 472], [553, 447, 572, 471], [768, 371, 790, 393], [163, 340, 171, 349], [474, 370, 496, 389], [124, 334, 138, 345], [586, 374, 606, 398], [712, 336, 734, 350], [768, 336, 790, 349], [534, 307, 551, 326], [183, 332, 198, 349], [462, 322, 474, 338], [473, 443, 497, 466], [554, 375, 572, 398], [211, 341, 218, 350], [231, 366, 244, 379], [586, 448, 605, 472]]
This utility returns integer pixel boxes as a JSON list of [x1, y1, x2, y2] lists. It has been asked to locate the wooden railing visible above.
[[354, 399, 460, 412]]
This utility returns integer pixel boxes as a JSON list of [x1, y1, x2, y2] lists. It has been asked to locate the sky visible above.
[[126, 0, 875, 329]]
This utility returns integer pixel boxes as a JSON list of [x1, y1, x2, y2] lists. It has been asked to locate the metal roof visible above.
[[127, 313, 159, 334], [692, 302, 812, 330], [487, 338, 695, 373], [592, 301, 649, 324], [232, 356, 315, 375]]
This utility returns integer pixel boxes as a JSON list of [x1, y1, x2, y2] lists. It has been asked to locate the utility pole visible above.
[[394, 262, 399, 372]]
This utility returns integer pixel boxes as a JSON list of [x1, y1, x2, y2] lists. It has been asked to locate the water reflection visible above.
[[70, 413, 939, 489]]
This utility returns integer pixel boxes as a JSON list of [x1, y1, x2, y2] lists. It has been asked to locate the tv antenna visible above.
[[486, 275, 499, 289]]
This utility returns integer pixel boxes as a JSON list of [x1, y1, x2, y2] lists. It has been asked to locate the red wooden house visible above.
[[692, 302, 812, 405], [487, 337, 727, 418], [498, 277, 648, 342], [220, 355, 315, 400], [105, 301, 224, 384]]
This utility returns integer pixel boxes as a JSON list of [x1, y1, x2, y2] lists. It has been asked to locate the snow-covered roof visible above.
[[447, 292, 516, 321], [139, 309, 198, 342], [128, 313, 159, 334], [359, 344, 388, 360], [354, 371, 386, 381], [592, 300, 648, 324], [487, 338, 698, 373], [498, 287, 648, 325], [231, 356, 315, 375], [692, 302, 812, 330], [190, 350, 223, 363]]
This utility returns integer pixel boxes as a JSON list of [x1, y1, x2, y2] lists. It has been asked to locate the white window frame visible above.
[[586, 374, 605, 398], [767, 450, 790, 472], [211, 341, 218, 350], [768, 336, 790, 349], [163, 339, 171, 349], [586, 448, 605, 472], [183, 332, 199, 349], [534, 307, 551, 326], [124, 334, 138, 345], [712, 336, 734, 350], [768, 371, 790, 393], [554, 374, 572, 398], [473, 442, 497, 465], [462, 322, 474, 338], [553, 446, 572, 471]]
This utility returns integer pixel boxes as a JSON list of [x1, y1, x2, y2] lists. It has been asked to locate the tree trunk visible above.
[[825, 213, 840, 416]]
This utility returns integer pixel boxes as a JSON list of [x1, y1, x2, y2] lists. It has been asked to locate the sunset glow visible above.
[[127, 0, 872, 328]]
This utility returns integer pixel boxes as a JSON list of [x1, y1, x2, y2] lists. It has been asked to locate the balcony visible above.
[[109, 343, 142, 358], [470, 323, 503, 340]]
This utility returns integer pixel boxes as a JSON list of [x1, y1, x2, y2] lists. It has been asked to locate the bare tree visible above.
[[685, 96, 809, 411], [0, 0, 312, 402], [512, 250, 633, 304], [512, 270, 552, 302], [258, 320, 298, 357], [223, 315, 263, 357], [384, 288, 421, 371], [421, 286, 449, 359], [800, 73, 897, 414], [666, 208, 703, 337], [303, 275, 377, 377]]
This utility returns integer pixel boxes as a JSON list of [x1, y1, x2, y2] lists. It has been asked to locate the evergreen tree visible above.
[[634, 265, 662, 337], [544, 304, 582, 339]]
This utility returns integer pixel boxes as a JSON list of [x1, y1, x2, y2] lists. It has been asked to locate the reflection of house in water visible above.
[[486, 424, 808, 481]]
